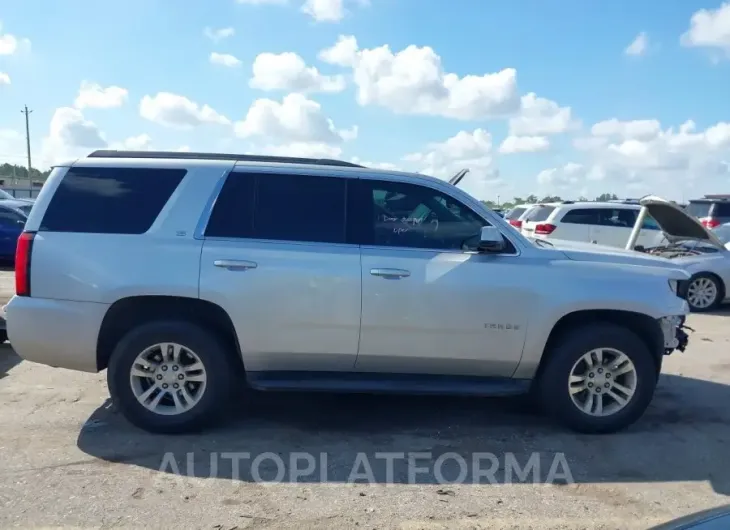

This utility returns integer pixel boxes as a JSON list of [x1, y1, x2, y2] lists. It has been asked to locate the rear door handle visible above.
[[214, 259, 258, 271], [370, 268, 410, 279]]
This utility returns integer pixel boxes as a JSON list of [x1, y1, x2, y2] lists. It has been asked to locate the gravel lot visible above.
[[1, 268, 730, 529]]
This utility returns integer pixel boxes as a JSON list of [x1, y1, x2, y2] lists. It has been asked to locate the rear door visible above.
[[592, 207, 637, 247], [551, 207, 597, 242], [199, 170, 362, 373]]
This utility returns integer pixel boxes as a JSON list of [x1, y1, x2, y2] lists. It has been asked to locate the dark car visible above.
[[0, 200, 30, 259], [686, 195, 730, 229]]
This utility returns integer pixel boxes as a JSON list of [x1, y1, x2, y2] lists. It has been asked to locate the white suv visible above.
[[521, 201, 667, 248], [6, 151, 691, 435]]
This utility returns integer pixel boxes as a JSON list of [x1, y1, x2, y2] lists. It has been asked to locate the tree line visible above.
[[482, 193, 620, 211], [0, 163, 52, 182]]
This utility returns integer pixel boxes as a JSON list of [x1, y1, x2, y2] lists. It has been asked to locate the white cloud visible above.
[[203, 26, 235, 42], [0, 129, 24, 165], [119, 134, 153, 151], [403, 129, 501, 198], [499, 135, 549, 154], [210, 52, 242, 68], [234, 93, 357, 145], [0, 22, 30, 55], [302, 0, 344, 22], [258, 142, 343, 158], [542, 118, 730, 197], [318, 35, 520, 119], [350, 156, 401, 171], [681, 2, 730, 56], [139, 92, 231, 129], [590, 118, 661, 140], [41, 108, 108, 165], [625, 32, 649, 56], [74, 81, 128, 109], [250, 52, 346, 93], [236, 0, 287, 3], [536, 163, 593, 188], [0, 72, 9, 85], [508, 93, 578, 136]]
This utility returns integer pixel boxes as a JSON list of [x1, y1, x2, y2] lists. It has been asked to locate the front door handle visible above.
[[214, 259, 258, 271], [370, 268, 410, 279]]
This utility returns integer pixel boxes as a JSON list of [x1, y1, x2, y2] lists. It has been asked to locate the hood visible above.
[[547, 238, 689, 272], [639, 195, 724, 248]]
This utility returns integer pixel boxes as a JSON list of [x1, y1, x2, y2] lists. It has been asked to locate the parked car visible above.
[[521, 200, 667, 249], [0, 200, 29, 259], [502, 203, 534, 229], [626, 197, 730, 312], [6, 150, 691, 435], [685, 195, 730, 229]]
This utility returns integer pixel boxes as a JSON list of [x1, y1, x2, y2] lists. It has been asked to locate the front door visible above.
[[352, 179, 529, 377]]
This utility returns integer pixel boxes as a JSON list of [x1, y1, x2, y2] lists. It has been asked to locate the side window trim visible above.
[[199, 170, 358, 247], [353, 177, 519, 255]]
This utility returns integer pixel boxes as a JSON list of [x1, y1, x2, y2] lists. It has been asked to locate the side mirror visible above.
[[478, 226, 505, 252]]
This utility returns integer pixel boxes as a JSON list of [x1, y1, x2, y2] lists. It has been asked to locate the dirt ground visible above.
[[1, 269, 730, 529]]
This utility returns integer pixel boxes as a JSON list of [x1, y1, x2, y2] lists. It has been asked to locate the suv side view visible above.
[[521, 201, 667, 249], [686, 196, 730, 229], [6, 151, 691, 435]]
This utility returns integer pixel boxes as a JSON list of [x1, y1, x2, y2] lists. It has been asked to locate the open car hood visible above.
[[638, 195, 725, 249], [448, 168, 470, 186]]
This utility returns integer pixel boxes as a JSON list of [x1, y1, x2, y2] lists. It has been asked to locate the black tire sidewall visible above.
[[539, 324, 657, 434], [687, 273, 722, 312], [107, 320, 234, 434]]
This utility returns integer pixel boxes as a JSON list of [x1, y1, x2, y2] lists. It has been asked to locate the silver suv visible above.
[[6, 150, 692, 434]]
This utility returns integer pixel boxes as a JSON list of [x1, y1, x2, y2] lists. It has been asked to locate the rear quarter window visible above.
[[525, 205, 555, 222], [506, 207, 527, 220], [40, 166, 186, 234], [686, 201, 712, 218], [559, 208, 601, 225]]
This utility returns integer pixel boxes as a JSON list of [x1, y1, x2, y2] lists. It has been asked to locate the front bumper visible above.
[[659, 315, 690, 354]]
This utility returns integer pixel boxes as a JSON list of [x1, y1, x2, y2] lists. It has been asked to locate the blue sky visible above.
[[1, 0, 729, 202]]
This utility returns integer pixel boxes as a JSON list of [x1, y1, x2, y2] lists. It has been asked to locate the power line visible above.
[[20, 105, 32, 177]]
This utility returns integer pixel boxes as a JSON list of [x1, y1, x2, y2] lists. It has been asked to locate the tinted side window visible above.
[[687, 202, 712, 218], [356, 180, 488, 250], [526, 205, 555, 222], [0, 208, 24, 227], [597, 208, 637, 228], [41, 167, 186, 234], [713, 202, 730, 216], [560, 208, 601, 225], [205, 172, 256, 238], [254, 173, 347, 244]]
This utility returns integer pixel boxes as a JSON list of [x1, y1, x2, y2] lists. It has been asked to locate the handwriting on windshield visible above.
[[380, 214, 438, 234]]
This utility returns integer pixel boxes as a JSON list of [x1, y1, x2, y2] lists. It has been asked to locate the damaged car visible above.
[[626, 196, 730, 312]]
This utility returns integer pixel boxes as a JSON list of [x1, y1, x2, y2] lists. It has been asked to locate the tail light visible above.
[[535, 223, 556, 235], [15, 232, 35, 297], [509, 219, 523, 229], [701, 218, 720, 229]]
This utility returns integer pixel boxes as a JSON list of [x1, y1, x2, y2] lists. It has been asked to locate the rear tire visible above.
[[537, 323, 657, 434], [107, 320, 235, 434]]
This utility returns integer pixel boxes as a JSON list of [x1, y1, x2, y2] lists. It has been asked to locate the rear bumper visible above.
[[5, 295, 109, 372]]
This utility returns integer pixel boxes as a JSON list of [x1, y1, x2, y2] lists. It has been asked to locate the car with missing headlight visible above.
[[5, 151, 691, 435]]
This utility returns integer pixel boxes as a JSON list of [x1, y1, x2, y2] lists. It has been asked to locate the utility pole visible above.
[[21, 105, 33, 179]]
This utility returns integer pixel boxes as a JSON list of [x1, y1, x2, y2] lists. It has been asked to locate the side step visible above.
[[246, 371, 530, 397]]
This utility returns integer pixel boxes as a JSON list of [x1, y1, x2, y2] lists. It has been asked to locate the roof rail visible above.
[[87, 150, 365, 168]]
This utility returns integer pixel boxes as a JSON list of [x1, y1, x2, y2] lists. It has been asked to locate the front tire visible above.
[[107, 320, 235, 434], [537, 323, 657, 434], [686, 273, 723, 312]]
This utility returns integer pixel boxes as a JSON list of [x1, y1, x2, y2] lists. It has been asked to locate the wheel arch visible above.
[[532, 309, 664, 384], [96, 295, 243, 374]]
